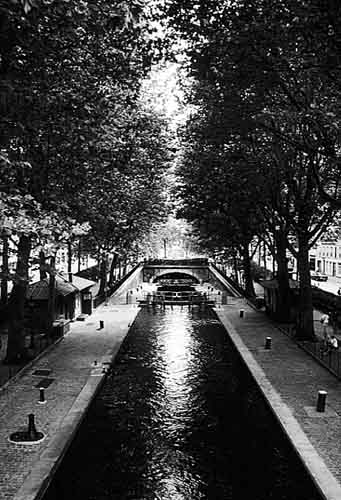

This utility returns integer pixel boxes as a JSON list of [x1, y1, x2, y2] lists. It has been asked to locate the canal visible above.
[[43, 307, 323, 500]]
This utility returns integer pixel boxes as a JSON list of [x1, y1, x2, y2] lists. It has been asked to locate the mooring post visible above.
[[38, 387, 46, 404], [265, 337, 272, 350], [28, 413, 38, 441], [316, 390, 327, 412]]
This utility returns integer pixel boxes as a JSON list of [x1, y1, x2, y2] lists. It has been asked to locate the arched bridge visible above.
[[142, 258, 240, 295], [143, 258, 209, 284], [111, 258, 242, 304]]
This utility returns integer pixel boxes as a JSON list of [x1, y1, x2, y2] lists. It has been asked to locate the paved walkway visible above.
[[2, 290, 341, 499], [0, 299, 139, 500], [216, 299, 341, 500]]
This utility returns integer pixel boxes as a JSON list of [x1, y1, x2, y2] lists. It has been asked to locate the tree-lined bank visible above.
[[164, 0, 341, 340], [0, 1, 172, 361]]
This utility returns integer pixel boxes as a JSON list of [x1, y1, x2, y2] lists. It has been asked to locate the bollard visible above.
[[316, 390, 327, 412], [99, 320, 104, 329], [28, 413, 38, 441], [239, 309, 245, 318], [265, 337, 272, 350], [38, 387, 46, 405]]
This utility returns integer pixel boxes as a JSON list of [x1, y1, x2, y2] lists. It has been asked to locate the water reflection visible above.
[[42, 306, 323, 500], [153, 311, 195, 426], [146, 309, 205, 499]]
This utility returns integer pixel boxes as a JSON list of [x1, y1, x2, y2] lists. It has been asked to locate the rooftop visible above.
[[26, 274, 95, 300]]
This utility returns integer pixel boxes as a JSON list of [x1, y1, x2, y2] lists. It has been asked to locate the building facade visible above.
[[313, 240, 341, 277]]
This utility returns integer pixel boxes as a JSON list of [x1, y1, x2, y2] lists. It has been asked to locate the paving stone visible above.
[[0, 301, 138, 500], [216, 301, 341, 499]]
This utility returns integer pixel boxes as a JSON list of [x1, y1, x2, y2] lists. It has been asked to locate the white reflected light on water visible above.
[[146, 308, 204, 499]]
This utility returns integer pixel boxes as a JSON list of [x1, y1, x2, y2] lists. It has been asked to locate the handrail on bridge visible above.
[[143, 258, 209, 267]]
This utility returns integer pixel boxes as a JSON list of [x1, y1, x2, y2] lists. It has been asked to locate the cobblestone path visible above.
[[0, 301, 139, 500], [216, 299, 341, 500]]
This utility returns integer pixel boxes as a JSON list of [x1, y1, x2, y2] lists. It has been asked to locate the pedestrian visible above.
[[320, 313, 330, 343], [330, 335, 339, 350], [338, 287, 341, 296], [323, 335, 338, 356]]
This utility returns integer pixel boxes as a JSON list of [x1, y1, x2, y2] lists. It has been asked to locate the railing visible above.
[[152, 291, 204, 303], [279, 324, 341, 379], [94, 262, 143, 307], [131, 291, 239, 307], [144, 258, 209, 267], [209, 263, 244, 298]]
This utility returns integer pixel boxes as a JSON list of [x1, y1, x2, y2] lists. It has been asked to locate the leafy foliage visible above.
[[166, 0, 341, 336]]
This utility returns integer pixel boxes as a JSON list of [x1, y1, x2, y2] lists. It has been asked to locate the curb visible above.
[[12, 309, 139, 500], [216, 309, 341, 500]]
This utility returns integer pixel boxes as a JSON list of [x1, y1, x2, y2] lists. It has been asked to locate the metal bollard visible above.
[[265, 337, 272, 350], [38, 387, 46, 404], [239, 309, 245, 318], [99, 320, 104, 329], [28, 414, 38, 441], [316, 390, 327, 412]]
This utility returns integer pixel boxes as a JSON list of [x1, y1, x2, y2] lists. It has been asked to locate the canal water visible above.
[[43, 307, 322, 500]]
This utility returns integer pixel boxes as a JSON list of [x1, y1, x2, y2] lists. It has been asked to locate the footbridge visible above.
[[143, 258, 239, 291], [111, 258, 242, 305]]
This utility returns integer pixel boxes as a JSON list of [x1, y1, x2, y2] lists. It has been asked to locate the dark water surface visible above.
[[43, 307, 322, 500]]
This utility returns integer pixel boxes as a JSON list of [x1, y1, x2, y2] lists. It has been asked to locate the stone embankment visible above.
[[0, 299, 139, 500], [216, 299, 341, 500]]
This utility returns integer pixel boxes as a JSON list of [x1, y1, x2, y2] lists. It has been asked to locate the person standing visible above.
[[320, 313, 330, 343]]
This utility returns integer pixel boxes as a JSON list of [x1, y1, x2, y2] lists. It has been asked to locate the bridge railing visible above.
[[128, 291, 240, 306], [144, 258, 209, 267]]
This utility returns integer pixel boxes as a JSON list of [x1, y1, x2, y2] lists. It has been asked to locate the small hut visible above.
[[26, 274, 95, 334]]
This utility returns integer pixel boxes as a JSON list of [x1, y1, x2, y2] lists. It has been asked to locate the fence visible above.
[[279, 324, 341, 379], [132, 290, 240, 307]]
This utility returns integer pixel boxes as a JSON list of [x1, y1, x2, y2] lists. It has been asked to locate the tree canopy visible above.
[[165, 0, 341, 338]]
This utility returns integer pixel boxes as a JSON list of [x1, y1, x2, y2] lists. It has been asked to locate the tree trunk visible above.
[[1, 233, 9, 305], [242, 241, 256, 298], [77, 239, 81, 273], [67, 241, 72, 275], [122, 257, 127, 277], [263, 240, 267, 272], [274, 232, 291, 322], [295, 237, 315, 341], [39, 250, 47, 280], [5, 235, 31, 363], [109, 253, 119, 285], [233, 253, 239, 284], [98, 256, 108, 296], [47, 255, 56, 337]]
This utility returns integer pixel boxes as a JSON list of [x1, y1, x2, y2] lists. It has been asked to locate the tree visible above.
[[0, 0, 165, 360], [77, 96, 172, 295], [165, 0, 341, 339]]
